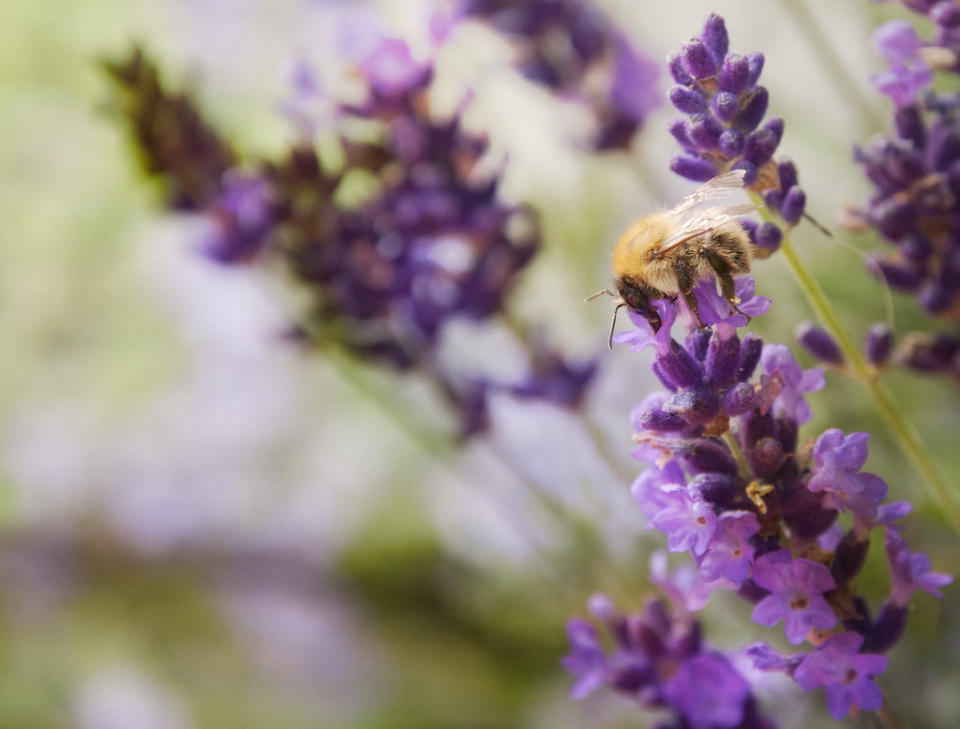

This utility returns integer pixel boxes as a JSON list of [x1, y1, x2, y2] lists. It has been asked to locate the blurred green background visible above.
[[0, 0, 957, 727]]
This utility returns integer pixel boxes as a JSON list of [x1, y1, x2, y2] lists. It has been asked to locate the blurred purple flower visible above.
[[794, 633, 888, 719], [885, 529, 953, 605]]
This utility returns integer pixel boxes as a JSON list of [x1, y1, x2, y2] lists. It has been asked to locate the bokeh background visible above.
[[1, 0, 958, 727]]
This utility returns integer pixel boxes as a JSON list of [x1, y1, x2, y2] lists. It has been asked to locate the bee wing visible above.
[[667, 169, 747, 217], [659, 202, 756, 254]]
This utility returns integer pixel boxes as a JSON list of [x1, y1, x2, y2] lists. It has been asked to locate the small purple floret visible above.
[[750, 550, 837, 645], [794, 632, 888, 719]]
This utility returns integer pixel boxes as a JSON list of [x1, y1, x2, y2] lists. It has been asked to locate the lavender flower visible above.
[[793, 633, 888, 719], [105, 37, 599, 436], [453, 0, 661, 150], [615, 271, 949, 716], [852, 10, 960, 322], [885, 529, 954, 605], [563, 595, 776, 729], [667, 13, 807, 247], [750, 550, 837, 645]]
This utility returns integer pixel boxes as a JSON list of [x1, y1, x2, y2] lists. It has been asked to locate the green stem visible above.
[[723, 431, 751, 481], [749, 193, 960, 534]]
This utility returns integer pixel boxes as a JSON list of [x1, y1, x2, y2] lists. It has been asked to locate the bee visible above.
[[589, 169, 756, 348]]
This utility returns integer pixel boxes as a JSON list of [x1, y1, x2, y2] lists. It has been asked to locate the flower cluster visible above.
[[451, 0, 661, 150], [610, 278, 952, 720], [851, 13, 960, 321], [667, 14, 806, 255], [564, 594, 776, 729], [105, 40, 598, 436]]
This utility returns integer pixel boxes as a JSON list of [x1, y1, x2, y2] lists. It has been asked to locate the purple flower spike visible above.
[[886, 529, 953, 606], [795, 321, 844, 365], [808, 429, 870, 496], [794, 633, 888, 719], [665, 14, 807, 235], [750, 550, 837, 645]]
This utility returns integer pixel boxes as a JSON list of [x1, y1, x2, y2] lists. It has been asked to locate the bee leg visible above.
[[718, 271, 751, 322], [682, 290, 706, 328]]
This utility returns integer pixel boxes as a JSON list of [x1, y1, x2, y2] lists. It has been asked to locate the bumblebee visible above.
[[590, 169, 756, 347]]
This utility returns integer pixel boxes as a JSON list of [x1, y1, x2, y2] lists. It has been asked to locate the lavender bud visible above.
[[795, 321, 844, 365], [736, 334, 763, 381], [762, 187, 782, 211], [868, 256, 925, 291], [718, 128, 745, 156], [750, 436, 785, 479], [763, 117, 785, 144], [732, 159, 758, 186], [638, 407, 689, 432], [680, 438, 739, 475], [722, 382, 755, 415], [669, 85, 708, 114], [663, 387, 721, 424], [668, 118, 695, 150], [777, 159, 798, 191], [712, 91, 740, 122], [755, 221, 782, 251], [781, 484, 838, 538], [690, 472, 743, 509], [701, 13, 729, 59], [670, 154, 718, 181], [652, 360, 679, 392], [872, 198, 915, 239], [681, 38, 719, 79], [743, 128, 779, 166], [685, 327, 712, 362], [864, 602, 908, 653], [865, 323, 894, 365], [739, 218, 759, 243], [705, 327, 742, 386], [894, 106, 925, 147], [919, 281, 951, 313], [717, 54, 750, 94], [734, 86, 768, 132], [746, 52, 765, 87], [668, 51, 695, 85], [780, 185, 806, 224], [688, 114, 724, 149], [831, 531, 870, 585]]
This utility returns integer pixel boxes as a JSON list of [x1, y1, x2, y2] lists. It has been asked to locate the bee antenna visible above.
[[608, 302, 624, 350], [585, 288, 614, 303]]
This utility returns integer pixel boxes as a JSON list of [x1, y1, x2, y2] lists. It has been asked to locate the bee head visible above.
[[615, 279, 663, 334]]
